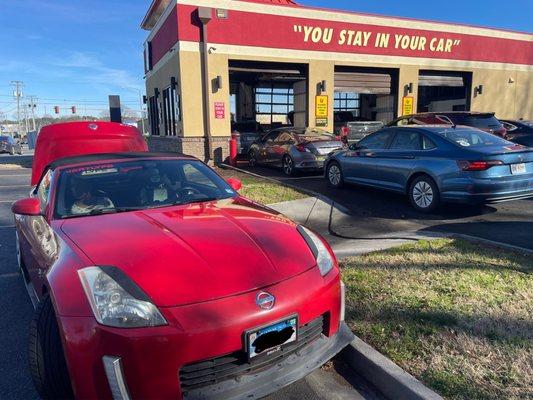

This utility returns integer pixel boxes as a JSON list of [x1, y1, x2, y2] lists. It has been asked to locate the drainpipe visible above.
[[198, 7, 213, 162]]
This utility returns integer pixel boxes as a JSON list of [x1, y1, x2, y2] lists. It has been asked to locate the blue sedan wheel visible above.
[[408, 175, 440, 213], [327, 162, 344, 188]]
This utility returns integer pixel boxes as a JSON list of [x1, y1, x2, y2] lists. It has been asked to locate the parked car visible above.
[[334, 111, 383, 143], [499, 119, 533, 141], [324, 126, 533, 212], [389, 112, 507, 137], [512, 134, 533, 147], [0, 135, 23, 155], [14, 123, 352, 400], [248, 127, 343, 175]]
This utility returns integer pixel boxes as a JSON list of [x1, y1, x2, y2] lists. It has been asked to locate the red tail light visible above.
[[457, 160, 504, 171], [341, 126, 350, 137], [296, 143, 308, 152]]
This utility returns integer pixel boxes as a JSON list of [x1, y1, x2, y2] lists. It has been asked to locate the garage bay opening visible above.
[[229, 60, 308, 154], [333, 66, 399, 142], [417, 70, 472, 112]]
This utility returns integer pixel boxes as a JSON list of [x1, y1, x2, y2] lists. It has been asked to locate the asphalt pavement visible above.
[[237, 164, 533, 251], [0, 153, 384, 400]]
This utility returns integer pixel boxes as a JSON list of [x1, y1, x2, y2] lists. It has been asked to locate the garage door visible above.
[[334, 72, 391, 94], [418, 75, 464, 87]]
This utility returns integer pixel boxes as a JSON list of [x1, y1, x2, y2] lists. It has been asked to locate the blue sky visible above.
[[0, 0, 531, 120]]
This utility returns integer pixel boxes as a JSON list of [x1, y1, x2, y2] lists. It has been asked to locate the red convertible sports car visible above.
[[13, 122, 352, 399]]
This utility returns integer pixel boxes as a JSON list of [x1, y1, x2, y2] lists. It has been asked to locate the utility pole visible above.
[[28, 96, 37, 131], [10, 81, 24, 136]]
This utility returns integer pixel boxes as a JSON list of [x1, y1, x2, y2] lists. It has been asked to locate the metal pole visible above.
[[10, 81, 23, 136], [201, 23, 213, 161], [29, 96, 37, 131], [139, 92, 145, 134]]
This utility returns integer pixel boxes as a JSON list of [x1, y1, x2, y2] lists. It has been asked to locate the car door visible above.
[[371, 130, 422, 191], [340, 130, 395, 185], [17, 169, 60, 297], [256, 131, 279, 165], [265, 131, 288, 166]]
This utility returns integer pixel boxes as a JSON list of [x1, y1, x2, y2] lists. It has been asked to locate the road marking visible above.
[[0, 200, 17, 203], [0, 185, 30, 188], [0, 174, 31, 177]]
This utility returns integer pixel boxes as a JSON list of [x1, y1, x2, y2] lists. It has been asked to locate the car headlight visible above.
[[78, 266, 167, 328], [297, 225, 334, 276]]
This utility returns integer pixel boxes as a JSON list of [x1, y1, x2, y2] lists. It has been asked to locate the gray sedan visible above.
[[0, 136, 23, 155], [249, 128, 343, 175]]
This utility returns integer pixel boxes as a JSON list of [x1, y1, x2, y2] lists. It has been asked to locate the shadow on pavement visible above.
[[419, 221, 533, 251]]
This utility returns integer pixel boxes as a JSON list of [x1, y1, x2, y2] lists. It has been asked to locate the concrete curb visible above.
[[341, 336, 443, 400]]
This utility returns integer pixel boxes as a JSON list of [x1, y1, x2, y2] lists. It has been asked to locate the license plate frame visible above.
[[245, 315, 298, 361], [511, 163, 526, 174]]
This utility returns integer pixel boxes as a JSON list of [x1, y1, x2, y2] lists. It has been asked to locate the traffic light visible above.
[[71, 106, 76, 114], [54, 106, 60, 114]]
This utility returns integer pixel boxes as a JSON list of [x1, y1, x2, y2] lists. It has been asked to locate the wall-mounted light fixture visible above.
[[214, 75, 223, 91], [474, 85, 483, 96], [404, 83, 413, 96], [319, 80, 327, 93], [508, 77, 515, 84]]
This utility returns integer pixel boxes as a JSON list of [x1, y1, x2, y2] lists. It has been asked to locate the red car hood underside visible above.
[[60, 198, 317, 307]]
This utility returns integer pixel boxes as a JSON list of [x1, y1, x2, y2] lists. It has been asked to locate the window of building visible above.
[[148, 95, 160, 136], [162, 84, 182, 136], [254, 85, 294, 125], [334, 92, 360, 115]]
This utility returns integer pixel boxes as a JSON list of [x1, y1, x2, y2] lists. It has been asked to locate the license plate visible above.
[[246, 316, 297, 360], [511, 163, 526, 174]]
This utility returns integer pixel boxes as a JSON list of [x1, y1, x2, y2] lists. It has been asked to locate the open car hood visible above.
[[60, 198, 317, 307]]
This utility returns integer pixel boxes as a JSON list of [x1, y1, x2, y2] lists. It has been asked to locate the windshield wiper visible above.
[[172, 197, 219, 206]]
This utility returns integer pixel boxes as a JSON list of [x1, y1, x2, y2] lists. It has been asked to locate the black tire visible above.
[[9, 147, 15, 155], [248, 149, 257, 167], [29, 296, 74, 400], [282, 155, 295, 176], [408, 175, 440, 213], [326, 161, 344, 188]]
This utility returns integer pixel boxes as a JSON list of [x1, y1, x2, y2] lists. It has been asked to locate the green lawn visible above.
[[341, 239, 532, 400], [216, 167, 308, 205]]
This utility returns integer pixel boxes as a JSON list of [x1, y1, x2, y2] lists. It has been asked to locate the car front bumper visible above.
[[57, 268, 346, 399]]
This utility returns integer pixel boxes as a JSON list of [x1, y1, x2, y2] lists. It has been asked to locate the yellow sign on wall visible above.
[[402, 96, 414, 116], [315, 95, 329, 118]]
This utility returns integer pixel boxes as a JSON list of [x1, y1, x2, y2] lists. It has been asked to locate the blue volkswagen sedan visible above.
[[324, 125, 533, 212]]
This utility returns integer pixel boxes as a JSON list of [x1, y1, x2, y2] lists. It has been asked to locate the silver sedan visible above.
[[248, 128, 343, 175]]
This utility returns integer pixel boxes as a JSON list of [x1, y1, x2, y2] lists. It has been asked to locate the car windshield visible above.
[[448, 114, 502, 129], [55, 158, 236, 219], [437, 129, 512, 147]]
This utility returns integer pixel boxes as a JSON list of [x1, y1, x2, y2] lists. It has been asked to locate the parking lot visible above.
[[238, 164, 533, 252], [0, 153, 384, 400]]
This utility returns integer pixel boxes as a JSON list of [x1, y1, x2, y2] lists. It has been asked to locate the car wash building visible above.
[[141, 0, 533, 161]]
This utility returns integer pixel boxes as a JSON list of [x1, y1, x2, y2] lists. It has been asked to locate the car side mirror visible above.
[[12, 198, 41, 216], [348, 143, 358, 151], [226, 178, 242, 191]]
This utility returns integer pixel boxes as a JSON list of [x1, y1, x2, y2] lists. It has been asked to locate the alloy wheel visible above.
[[328, 164, 341, 186], [249, 151, 256, 167], [283, 156, 293, 175], [412, 181, 434, 208]]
